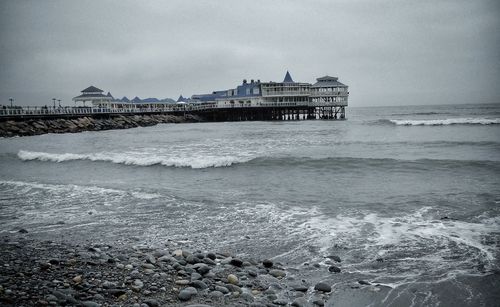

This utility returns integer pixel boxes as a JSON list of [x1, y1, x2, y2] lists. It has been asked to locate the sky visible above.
[[0, 0, 499, 107]]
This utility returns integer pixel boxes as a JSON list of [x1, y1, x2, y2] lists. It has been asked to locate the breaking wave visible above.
[[382, 118, 500, 126], [17, 150, 253, 169], [17, 150, 500, 170]]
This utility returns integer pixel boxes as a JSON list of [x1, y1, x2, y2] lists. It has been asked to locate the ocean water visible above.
[[1, 103, 499, 306]]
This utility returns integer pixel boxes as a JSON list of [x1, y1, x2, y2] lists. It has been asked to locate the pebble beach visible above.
[[0, 231, 359, 307]]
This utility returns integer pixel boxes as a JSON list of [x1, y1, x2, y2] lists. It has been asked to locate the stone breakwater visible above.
[[0, 235, 360, 307], [0, 114, 203, 137]]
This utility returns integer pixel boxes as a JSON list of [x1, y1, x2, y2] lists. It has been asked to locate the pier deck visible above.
[[0, 104, 346, 122]]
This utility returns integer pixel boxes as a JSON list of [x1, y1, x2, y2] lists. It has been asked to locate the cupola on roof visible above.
[[81, 86, 104, 93]]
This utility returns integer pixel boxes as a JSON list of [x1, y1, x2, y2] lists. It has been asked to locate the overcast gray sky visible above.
[[0, 0, 499, 107]]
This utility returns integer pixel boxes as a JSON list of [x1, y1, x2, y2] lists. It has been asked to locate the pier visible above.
[[0, 72, 348, 122], [0, 104, 345, 122]]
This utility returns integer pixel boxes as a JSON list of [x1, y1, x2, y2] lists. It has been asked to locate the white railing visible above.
[[0, 106, 187, 117]]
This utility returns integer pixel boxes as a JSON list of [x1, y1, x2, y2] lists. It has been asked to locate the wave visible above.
[[302, 206, 500, 277], [390, 112, 451, 116], [17, 150, 253, 169], [0, 180, 161, 200], [17, 150, 500, 171], [380, 118, 500, 126]]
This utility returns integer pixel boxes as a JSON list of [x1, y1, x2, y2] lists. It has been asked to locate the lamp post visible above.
[[52, 98, 56, 109], [9, 97, 13, 108], [57, 99, 61, 107]]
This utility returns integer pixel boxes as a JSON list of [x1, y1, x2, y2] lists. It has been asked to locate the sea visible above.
[[1, 103, 499, 306]]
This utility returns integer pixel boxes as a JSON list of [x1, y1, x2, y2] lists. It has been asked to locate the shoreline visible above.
[[0, 234, 344, 307], [0, 114, 203, 137]]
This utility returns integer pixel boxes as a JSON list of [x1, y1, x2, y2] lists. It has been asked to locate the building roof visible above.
[[311, 76, 347, 88], [283, 71, 294, 83], [73, 93, 111, 100], [121, 96, 130, 102], [142, 98, 160, 103], [131, 96, 142, 103], [316, 76, 338, 81], [81, 86, 104, 93], [177, 95, 188, 102]]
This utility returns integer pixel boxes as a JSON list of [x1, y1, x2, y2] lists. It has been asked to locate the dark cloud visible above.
[[0, 0, 499, 106]]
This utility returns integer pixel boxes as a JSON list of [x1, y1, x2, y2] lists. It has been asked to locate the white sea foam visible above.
[[17, 150, 253, 169], [389, 118, 500, 126], [0, 179, 161, 200], [300, 206, 500, 276]]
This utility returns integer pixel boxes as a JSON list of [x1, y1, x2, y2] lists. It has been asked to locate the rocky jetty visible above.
[[0, 114, 203, 137], [0, 237, 340, 307]]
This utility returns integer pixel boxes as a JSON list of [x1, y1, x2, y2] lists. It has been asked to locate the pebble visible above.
[[328, 265, 341, 273], [131, 279, 144, 292], [291, 284, 309, 292], [269, 269, 286, 278], [93, 294, 105, 301], [191, 272, 202, 281], [247, 268, 258, 277], [191, 280, 208, 290], [153, 250, 168, 258], [292, 297, 307, 307], [158, 255, 173, 262], [226, 284, 242, 293], [178, 286, 198, 301], [175, 279, 190, 285], [262, 259, 273, 268], [314, 282, 332, 292], [210, 290, 224, 298], [130, 269, 141, 278], [102, 281, 116, 289], [146, 254, 156, 264], [202, 257, 216, 265], [143, 299, 160, 307], [195, 264, 210, 275], [172, 249, 183, 257], [273, 299, 288, 305], [81, 301, 100, 307], [206, 253, 216, 260], [215, 285, 229, 294], [327, 255, 342, 262], [72, 275, 82, 283], [240, 292, 254, 302], [142, 263, 155, 269], [186, 255, 198, 264], [313, 299, 325, 306], [45, 294, 58, 302], [227, 274, 239, 285], [230, 258, 243, 267]]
